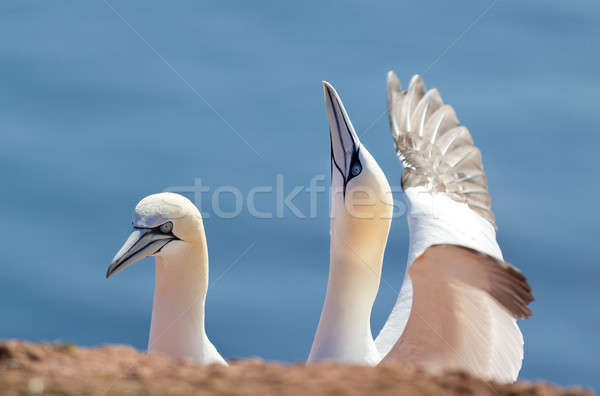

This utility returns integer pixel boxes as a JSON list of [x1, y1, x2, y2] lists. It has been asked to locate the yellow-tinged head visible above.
[[322, 81, 393, 226], [107, 192, 205, 278]]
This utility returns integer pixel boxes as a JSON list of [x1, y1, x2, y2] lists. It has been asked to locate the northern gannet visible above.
[[309, 81, 394, 365], [107, 192, 227, 365], [308, 77, 533, 383]]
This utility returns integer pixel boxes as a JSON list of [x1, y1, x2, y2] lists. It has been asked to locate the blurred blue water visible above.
[[1, 0, 598, 390]]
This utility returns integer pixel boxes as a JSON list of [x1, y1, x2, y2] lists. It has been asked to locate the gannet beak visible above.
[[323, 81, 361, 183], [106, 228, 176, 278]]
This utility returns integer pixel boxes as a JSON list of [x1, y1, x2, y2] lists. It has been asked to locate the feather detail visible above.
[[387, 71, 496, 229], [381, 244, 534, 382]]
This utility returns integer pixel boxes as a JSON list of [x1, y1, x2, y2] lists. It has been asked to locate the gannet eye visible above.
[[159, 221, 173, 234], [351, 163, 362, 176]]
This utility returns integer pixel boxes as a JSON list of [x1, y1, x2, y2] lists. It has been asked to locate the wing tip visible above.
[[386, 73, 497, 231], [387, 70, 401, 91], [409, 74, 423, 88], [429, 244, 535, 319]]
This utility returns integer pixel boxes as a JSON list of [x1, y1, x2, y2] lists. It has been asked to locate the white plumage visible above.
[[108, 193, 227, 365], [310, 75, 533, 383], [376, 72, 532, 382]]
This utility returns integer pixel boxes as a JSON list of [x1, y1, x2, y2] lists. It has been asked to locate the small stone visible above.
[[27, 376, 45, 394]]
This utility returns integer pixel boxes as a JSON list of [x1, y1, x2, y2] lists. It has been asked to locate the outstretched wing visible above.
[[388, 72, 495, 229], [375, 72, 533, 383]]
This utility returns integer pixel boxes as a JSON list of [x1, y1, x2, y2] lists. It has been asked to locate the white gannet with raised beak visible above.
[[309, 81, 394, 365], [308, 77, 533, 383], [107, 192, 227, 365]]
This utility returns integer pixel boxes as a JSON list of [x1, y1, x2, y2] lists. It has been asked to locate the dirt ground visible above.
[[0, 340, 593, 396]]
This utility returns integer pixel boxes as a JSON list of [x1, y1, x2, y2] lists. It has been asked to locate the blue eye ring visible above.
[[159, 221, 173, 234], [351, 163, 362, 176]]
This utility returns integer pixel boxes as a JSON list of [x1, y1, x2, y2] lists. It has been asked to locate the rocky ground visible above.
[[0, 340, 593, 396]]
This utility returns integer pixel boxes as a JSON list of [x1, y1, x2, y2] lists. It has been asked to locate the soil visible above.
[[0, 340, 593, 396]]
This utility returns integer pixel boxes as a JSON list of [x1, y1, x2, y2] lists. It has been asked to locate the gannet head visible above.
[[323, 81, 393, 224], [106, 192, 204, 278]]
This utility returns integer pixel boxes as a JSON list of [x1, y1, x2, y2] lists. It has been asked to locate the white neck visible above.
[[308, 199, 390, 365], [147, 242, 226, 364]]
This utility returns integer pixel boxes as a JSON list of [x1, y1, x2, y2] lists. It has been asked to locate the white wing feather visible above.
[[375, 72, 533, 383]]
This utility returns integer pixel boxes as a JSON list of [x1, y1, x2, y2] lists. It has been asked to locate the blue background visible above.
[[1, 0, 598, 391]]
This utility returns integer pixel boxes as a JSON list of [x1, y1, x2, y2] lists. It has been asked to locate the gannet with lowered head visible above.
[[107, 192, 226, 365], [308, 77, 533, 383]]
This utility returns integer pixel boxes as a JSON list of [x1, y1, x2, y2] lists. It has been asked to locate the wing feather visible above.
[[387, 71, 496, 229], [377, 72, 534, 383], [381, 245, 533, 382]]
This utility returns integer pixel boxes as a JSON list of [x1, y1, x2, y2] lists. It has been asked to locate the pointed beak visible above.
[[106, 228, 175, 278], [322, 81, 361, 181]]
